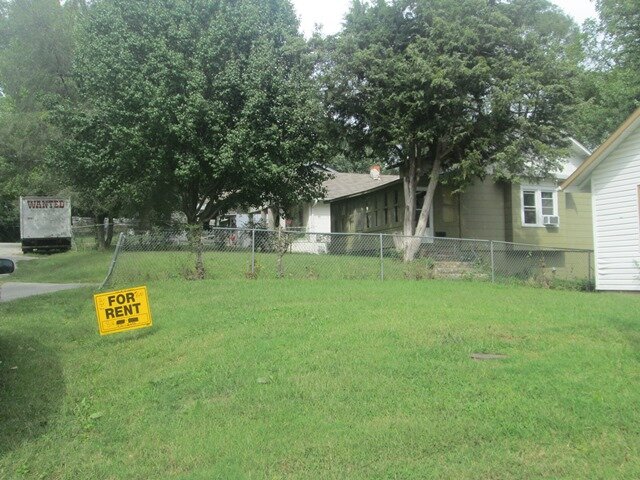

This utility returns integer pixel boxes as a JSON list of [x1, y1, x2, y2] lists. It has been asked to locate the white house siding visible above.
[[591, 126, 640, 291], [555, 141, 591, 180], [289, 201, 332, 254], [235, 214, 254, 228], [306, 201, 331, 233]]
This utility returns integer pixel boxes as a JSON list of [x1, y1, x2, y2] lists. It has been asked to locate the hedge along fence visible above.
[[0, 222, 20, 242], [100, 227, 595, 291]]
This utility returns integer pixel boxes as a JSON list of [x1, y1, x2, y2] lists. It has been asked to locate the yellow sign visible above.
[[94, 286, 152, 335]]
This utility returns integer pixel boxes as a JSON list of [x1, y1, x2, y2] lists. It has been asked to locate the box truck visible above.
[[19, 196, 72, 253]]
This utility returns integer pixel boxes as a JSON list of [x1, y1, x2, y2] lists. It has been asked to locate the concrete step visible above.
[[433, 261, 488, 280]]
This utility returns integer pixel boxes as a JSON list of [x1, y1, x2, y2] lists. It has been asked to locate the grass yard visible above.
[[9, 250, 114, 284], [7, 246, 590, 290], [1, 253, 639, 478], [8, 249, 472, 285]]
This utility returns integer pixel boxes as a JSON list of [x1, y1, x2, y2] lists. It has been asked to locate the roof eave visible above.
[[569, 137, 592, 157], [327, 179, 402, 202]]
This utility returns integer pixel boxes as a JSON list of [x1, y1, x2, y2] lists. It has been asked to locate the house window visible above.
[[393, 190, 399, 223], [521, 187, 558, 227]]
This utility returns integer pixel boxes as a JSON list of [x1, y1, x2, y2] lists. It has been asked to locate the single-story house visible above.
[[281, 142, 594, 282], [291, 140, 593, 250], [285, 166, 399, 253], [561, 106, 640, 291], [287, 166, 400, 232]]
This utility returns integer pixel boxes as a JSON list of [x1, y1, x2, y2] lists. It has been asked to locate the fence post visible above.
[[379, 233, 384, 281], [490, 240, 495, 283], [587, 251, 592, 290], [100, 232, 125, 289], [251, 229, 256, 275]]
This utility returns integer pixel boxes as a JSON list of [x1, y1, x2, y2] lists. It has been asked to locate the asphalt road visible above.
[[0, 242, 94, 303], [0, 282, 93, 302]]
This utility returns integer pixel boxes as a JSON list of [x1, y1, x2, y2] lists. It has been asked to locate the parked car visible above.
[[0, 258, 15, 302]]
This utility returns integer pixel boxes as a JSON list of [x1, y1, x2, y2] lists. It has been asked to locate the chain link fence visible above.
[[101, 227, 594, 290], [72, 223, 137, 251]]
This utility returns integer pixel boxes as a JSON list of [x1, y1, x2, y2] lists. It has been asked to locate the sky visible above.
[[291, 0, 599, 38]]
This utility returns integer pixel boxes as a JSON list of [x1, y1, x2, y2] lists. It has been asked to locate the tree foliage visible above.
[[0, 0, 79, 110], [596, 0, 640, 69], [572, 1, 640, 148], [0, 0, 80, 236], [53, 0, 326, 227], [324, 0, 578, 259]]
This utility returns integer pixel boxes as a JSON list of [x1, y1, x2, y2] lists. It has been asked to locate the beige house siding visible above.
[[458, 179, 507, 241], [432, 188, 461, 238], [329, 183, 462, 237], [331, 178, 509, 241], [508, 184, 593, 249], [503, 184, 514, 242], [330, 177, 593, 254]]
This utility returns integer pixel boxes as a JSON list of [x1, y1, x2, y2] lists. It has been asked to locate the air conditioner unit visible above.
[[543, 215, 559, 226]]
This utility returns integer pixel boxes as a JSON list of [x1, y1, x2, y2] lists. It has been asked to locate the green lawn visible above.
[[7, 246, 588, 290], [10, 250, 114, 284], [8, 249, 474, 284], [1, 273, 640, 478]]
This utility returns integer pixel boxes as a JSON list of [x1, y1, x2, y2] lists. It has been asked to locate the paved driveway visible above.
[[0, 243, 94, 302], [0, 282, 94, 302], [0, 242, 37, 263]]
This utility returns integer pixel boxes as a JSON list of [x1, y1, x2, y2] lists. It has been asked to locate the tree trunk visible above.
[[137, 207, 152, 233], [105, 217, 114, 247], [276, 227, 285, 278], [275, 225, 292, 278], [402, 152, 442, 262], [94, 214, 107, 250], [267, 207, 277, 230], [402, 155, 417, 237], [187, 223, 205, 280]]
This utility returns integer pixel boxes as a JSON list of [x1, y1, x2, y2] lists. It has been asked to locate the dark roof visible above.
[[323, 172, 400, 201]]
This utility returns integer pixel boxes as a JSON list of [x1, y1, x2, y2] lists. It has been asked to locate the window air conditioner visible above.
[[543, 215, 559, 226]]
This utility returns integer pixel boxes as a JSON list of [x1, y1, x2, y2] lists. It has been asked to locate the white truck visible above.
[[19, 196, 72, 253]]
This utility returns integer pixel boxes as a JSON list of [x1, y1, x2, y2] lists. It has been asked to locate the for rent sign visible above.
[[93, 286, 152, 335]]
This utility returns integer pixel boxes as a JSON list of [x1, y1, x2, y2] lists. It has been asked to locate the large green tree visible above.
[[324, 0, 579, 260], [54, 0, 325, 230], [572, 1, 640, 148], [0, 98, 62, 231], [0, 0, 78, 111], [0, 0, 82, 239], [596, 0, 640, 69]]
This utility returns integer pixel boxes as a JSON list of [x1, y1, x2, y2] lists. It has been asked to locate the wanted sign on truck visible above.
[[20, 196, 72, 253]]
